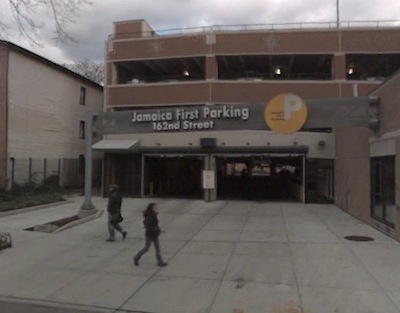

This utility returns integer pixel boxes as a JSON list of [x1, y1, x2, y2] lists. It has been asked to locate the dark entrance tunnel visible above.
[[216, 155, 303, 201], [143, 154, 306, 201], [108, 153, 333, 203], [144, 155, 203, 198]]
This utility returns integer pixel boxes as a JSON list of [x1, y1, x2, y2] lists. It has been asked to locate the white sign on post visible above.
[[202, 170, 215, 189]]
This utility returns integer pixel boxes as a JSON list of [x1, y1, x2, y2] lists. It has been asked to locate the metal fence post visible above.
[[28, 157, 32, 184], [10, 157, 15, 187], [43, 158, 47, 181], [58, 158, 63, 187]]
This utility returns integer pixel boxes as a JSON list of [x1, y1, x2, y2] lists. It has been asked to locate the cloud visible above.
[[339, 0, 400, 21], [1, 0, 400, 65]]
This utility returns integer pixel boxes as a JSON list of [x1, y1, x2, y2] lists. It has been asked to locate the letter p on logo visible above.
[[284, 95, 302, 120]]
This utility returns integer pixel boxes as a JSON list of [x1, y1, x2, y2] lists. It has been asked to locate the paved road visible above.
[[0, 301, 104, 313]]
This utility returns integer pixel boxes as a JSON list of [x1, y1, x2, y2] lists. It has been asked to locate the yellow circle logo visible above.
[[264, 94, 308, 134]]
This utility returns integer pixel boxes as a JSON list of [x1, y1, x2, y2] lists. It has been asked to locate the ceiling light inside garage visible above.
[[347, 66, 354, 75]]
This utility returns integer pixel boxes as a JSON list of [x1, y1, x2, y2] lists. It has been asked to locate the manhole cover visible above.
[[344, 235, 374, 242]]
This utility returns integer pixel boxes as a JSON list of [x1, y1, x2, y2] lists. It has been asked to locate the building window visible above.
[[371, 156, 395, 227], [80, 86, 86, 105], [79, 121, 85, 139]]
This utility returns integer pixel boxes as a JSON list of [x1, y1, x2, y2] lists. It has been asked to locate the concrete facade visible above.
[[334, 71, 400, 240], [102, 20, 400, 240], [105, 21, 400, 108]]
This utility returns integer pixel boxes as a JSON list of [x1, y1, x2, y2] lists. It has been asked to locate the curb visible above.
[[0, 200, 73, 218], [54, 209, 105, 233], [0, 295, 115, 313]]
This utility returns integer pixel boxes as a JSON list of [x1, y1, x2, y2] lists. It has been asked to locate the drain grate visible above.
[[344, 235, 374, 242]]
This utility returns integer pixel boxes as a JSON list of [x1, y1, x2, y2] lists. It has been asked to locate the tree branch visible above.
[[5, 0, 92, 45]]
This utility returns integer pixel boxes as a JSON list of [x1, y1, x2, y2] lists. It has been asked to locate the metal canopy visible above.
[[92, 139, 140, 151]]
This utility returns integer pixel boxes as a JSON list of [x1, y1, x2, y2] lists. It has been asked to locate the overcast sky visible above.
[[1, 0, 400, 65]]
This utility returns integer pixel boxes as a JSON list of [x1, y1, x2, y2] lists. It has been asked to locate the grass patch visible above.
[[0, 191, 65, 213]]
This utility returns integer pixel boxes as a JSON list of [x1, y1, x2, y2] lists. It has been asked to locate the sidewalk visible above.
[[1, 197, 400, 313]]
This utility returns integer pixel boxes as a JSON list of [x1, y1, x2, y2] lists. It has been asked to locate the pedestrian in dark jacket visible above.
[[133, 202, 167, 266], [106, 184, 127, 242]]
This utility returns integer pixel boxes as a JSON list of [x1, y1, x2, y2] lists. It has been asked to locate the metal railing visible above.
[[109, 20, 400, 40]]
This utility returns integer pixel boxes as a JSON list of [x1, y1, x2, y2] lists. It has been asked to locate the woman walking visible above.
[[134, 203, 168, 267]]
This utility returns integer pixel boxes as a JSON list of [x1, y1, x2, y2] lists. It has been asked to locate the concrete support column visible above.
[[206, 56, 217, 106], [333, 53, 346, 80], [395, 138, 400, 241], [302, 155, 306, 203], [203, 154, 217, 202], [140, 154, 145, 198], [206, 55, 217, 80]]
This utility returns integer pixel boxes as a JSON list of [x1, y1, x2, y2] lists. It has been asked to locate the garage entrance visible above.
[[85, 96, 374, 210], [216, 155, 304, 201], [104, 152, 333, 203], [143, 155, 203, 198]]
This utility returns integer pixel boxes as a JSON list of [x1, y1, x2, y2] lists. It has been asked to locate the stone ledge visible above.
[[24, 210, 104, 233]]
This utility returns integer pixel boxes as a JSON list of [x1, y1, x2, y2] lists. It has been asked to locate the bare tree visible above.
[[64, 59, 104, 85], [1, 0, 92, 45]]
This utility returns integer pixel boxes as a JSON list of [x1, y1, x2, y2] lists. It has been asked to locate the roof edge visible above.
[[0, 40, 103, 90]]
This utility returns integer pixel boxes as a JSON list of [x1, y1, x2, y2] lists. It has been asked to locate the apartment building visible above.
[[0, 41, 103, 189]]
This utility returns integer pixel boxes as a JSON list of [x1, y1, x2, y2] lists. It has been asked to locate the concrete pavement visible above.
[[1, 196, 400, 313], [0, 299, 103, 313]]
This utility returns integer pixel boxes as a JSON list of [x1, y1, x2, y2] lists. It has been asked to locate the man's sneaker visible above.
[[122, 231, 127, 240], [158, 262, 168, 267], [133, 257, 139, 266], [105, 238, 115, 242]]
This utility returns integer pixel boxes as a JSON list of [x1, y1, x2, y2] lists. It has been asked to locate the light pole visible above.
[[336, 0, 340, 28], [78, 112, 96, 217]]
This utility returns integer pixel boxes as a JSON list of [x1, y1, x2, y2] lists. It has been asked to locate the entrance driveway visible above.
[[0, 197, 400, 313]]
